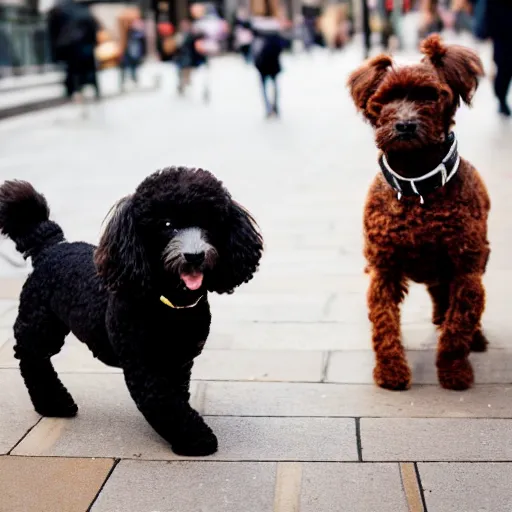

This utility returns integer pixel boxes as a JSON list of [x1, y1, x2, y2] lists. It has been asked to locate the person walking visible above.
[[247, 1, 287, 118], [119, 8, 146, 89], [474, 0, 512, 117], [233, 7, 254, 63], [174, 18, 200, 95], [190, 3, 227, 103], [48, 0, 100, 100]]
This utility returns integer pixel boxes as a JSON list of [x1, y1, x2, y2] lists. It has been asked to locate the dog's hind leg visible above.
[[14, 307, 77, 417], [436, 273, 485, 390], [368, 270, 411, 390], [428, 281, 488, 352], [427, 281, 450, 326]]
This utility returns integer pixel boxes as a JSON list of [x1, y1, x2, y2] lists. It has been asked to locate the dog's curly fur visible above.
[[0, 167, 263, 456], [348, 35, 490, 391]]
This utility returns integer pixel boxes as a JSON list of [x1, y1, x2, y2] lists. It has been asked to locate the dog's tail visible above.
[[0, 180, 64, 261]]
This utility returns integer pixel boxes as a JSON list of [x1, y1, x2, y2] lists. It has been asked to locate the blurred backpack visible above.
[[126, 23, 145, 60]]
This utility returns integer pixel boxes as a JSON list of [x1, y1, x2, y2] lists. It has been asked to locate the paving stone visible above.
[[325, 281, 433, 323], [0, 299, 17, 329], [16, 412, 357, 462], [209, 293, 337, 322], [0, 339, 325, 382], [0, 455, 114, 512], [234, 272, 366, 294], [191, 417, 358, 461], [0, 370, 40, 454], [300, 463, 409, 512], [273, 462, 302, 511], [11, 374, 356, 461], [418, 463, 512, 512], [202, 381, 512, 418], [207, 319, 447, 351], [0, 328, 11, 352], [192, 349, 325, 382], [0, 336, 119, 373], [0, 277, 23, 299], [399, 462, 425, 512], [361, 418, 512, 461], [207, 320, 371, 351], [12, 373, 199, 459], [327, 349, 512, 384], [91, 461, 276, 512]]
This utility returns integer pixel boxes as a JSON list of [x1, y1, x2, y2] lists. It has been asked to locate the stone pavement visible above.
[[1, 36, 512, 512]]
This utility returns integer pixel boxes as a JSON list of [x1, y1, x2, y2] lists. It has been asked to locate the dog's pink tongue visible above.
[[181, 272, 204, 290]]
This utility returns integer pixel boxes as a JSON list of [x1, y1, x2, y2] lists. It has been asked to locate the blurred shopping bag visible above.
[[369, 12, 383, 33], [95, 40, 121, 69], [194, 38, 220, 56], [96, 29, 110, 45]]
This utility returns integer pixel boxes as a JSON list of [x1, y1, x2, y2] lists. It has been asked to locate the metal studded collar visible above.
[[379, 132, 460, 204]]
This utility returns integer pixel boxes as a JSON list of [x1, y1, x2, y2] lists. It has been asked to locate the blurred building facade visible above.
[[1, 0, 365, 77]]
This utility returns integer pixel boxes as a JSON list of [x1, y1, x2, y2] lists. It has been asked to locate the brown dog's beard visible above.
[[375, 100, 447, 154], [383, 144, 450, 180]]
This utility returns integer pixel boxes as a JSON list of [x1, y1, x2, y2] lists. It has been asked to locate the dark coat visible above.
[[252, 31, 283, 78], [486, 0, 512, 42], [473, 0, 512, 42], [175, 32, 205, 69]]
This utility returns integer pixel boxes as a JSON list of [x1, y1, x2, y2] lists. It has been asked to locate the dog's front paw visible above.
[[438, 357, 474, 390], [34, 396, 78, 418], [374, 358, 411, 391], [172, 418, 218, 457]]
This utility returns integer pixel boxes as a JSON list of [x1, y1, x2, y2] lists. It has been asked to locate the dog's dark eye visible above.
[[163, 221, 178, 234]]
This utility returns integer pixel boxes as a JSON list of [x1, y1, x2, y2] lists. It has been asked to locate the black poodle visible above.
[[0, 167, 263, 456]]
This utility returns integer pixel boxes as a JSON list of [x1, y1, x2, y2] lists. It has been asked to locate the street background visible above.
[[1, 27, 512, 512]]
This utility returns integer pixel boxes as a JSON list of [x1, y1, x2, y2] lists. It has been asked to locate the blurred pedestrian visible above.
[[474, 0, 512, 117], [234, 7, 254, 63], [174, 18, 199, 95], [453, 0, 472, 33], [301, 4, 320, 52], [381, 0, 410, 51], [362, 0, 371, 58], [119, 8, 146, 89], [48, 0, 100, 99], [249, 6, 286, 118], [419, 0, 444, 40], [319, 5, 340, 51], [156, 21, 175, 62], [190, 3, 228, 102]]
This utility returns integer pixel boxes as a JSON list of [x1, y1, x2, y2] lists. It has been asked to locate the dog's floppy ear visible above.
[[421, 34, 484, 106], [207, 200, 263, 294], [94, 196, 150, 292], [348, 55, 393, 115]]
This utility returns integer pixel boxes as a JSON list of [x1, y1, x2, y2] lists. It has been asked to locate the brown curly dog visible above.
[[348, 35, 490, 391]]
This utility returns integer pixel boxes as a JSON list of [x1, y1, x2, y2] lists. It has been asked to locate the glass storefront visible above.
[[0, 4, 54, 77]]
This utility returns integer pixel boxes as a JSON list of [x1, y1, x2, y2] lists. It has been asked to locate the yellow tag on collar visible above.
[[160, 295, 203, 309]]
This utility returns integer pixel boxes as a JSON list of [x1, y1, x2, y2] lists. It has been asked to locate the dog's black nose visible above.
[[396, 122, 417, 134], [184, 252, 205, 265]]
